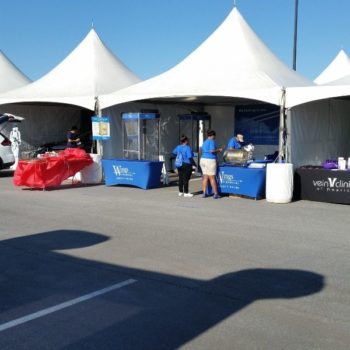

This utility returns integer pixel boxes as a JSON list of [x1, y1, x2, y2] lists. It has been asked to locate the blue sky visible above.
[[2, 0, 350, 82]]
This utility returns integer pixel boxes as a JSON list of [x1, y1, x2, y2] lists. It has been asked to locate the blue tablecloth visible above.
[[216, 165, 266, 199], [102, 159, 163, 189]]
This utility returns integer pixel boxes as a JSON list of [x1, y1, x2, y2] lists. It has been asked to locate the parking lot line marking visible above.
[[0, 278, 137, 332]]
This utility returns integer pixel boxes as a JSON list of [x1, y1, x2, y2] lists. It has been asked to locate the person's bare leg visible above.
[[202, 175, 209, 194], [209, 175, 218, 194]]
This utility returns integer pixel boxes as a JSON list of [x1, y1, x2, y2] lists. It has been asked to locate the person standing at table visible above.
[[200, 130, 223, 199], [67, 126, 82, 148], [227, 133, 244, 150], [173, 135, 195, 197]]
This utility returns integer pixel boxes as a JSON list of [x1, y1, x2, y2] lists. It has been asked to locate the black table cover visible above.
[[295, 167, 350, 204]]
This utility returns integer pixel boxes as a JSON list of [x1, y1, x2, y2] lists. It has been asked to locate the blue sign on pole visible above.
[[91, 116, 110, 140]]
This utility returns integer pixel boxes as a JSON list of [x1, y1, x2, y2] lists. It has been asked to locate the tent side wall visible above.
[[102, 102, 204, 170], [0, 103, 82, 153], [102, 104, 236, 165], [103, 101, 280, 167], [204, 105, 234, 145], [287, 99, 350, 167]]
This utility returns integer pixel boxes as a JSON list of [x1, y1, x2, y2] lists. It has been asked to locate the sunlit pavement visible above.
[[0, 174, 349, 350]]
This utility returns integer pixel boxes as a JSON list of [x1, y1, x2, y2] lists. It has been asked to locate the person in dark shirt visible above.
[[67, 126, 81, 148]]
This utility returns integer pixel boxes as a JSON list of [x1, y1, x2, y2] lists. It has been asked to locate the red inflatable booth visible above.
[[13, 148, 93, 189]]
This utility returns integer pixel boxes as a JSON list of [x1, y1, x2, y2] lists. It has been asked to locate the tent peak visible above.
[[0, 28, 141, 109], [337, 48, 349, 57], [0, 50, 31, 93], [100, 4, 311, 109], [314, 49, 350, 84], [87, 27, 99, 37], [232, 6, 240, 14]]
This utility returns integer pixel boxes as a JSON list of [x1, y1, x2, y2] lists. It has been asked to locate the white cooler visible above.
[[266, 163, 294, 203], [80, 154, 103, 184]]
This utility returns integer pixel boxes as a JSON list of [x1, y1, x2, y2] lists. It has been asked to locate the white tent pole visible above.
[[94, 96, 103, 156], [278, 88, 286, 162]]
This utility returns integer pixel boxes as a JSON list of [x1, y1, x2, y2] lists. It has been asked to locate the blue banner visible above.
[[235, 104, 279, 145], [122, 113, 159, 120]]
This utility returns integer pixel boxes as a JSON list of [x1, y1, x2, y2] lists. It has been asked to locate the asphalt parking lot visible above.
[[0, 170, 349, 350]]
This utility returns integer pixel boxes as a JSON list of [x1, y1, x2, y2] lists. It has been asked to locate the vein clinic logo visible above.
[[312, 177, 350, 192]]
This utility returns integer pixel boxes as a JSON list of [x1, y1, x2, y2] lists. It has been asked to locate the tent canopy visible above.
[[0, 29, 140, 110], [100, 7, 312, 109], [0, 50, 31, 93], [286, 83, 350, 108], [327, 71, 350, 86], [286, 51, 350, 108], [314, 49, 350, 85]]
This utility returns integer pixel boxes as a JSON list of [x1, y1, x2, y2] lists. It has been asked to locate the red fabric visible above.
[[13, 148, 93, 189]]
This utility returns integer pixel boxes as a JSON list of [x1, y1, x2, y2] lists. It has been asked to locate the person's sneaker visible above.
[[184, 193, 194, 198], [178, 192, 183, 197], [213, 194, 221, 199], [202, 193, 207, 198]]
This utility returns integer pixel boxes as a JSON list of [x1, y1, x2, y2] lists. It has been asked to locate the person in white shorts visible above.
[[200, 130, 223, 199]]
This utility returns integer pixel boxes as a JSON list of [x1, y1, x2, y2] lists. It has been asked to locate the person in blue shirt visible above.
[[172, 135, 195, 197], [200, 130, 223, 199], [227, 133, 244, 150]]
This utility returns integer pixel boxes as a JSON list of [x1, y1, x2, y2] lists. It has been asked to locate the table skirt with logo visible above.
[[295, 167, 350, 204], [102, 159, 163, 189], [211, 165, 266, 199]]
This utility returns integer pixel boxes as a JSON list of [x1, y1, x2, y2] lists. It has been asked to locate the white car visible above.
[[0, 114, 24, 169], [0, 132, 15, 169]]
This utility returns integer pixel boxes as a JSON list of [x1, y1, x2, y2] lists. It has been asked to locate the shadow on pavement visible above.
[[0, 230, 325, 349]]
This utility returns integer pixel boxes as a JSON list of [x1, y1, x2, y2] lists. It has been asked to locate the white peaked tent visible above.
[[100, 7, 313, 163], [100, 7, 312, 109], [0, 29, 141, 151], [314, 49, 350, 85], [0, 50, 31, 93], [0, 29, 140, 110]]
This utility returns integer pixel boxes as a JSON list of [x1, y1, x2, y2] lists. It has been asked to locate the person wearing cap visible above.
[[227, 133, 244, 150]]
